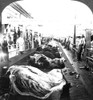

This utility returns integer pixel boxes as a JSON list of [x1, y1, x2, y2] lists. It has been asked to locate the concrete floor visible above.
[[58, 43, 93, 100]]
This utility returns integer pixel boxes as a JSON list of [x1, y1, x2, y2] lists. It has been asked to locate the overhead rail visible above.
[[10, 2, 33, 19], [10, 3, 28, 18]]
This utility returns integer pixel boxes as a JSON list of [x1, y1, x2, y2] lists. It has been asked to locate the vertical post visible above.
[[73, 15, 77, 49], [73, 25, 76, 48], [0, 14, 2, 76], [0, 14, 9, 76], [85, 29, 91, 49], [32, 30, 34, 49], [0, 13, 2, 33], [73, 24, 76, 56]]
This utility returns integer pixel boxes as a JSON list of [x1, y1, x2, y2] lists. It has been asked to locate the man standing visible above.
[[16, 32, 25, 54], [13, 27, 17, 48], [77, 35, 85, 61]]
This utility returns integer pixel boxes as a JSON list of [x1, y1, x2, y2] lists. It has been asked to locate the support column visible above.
[[73, 24, 76, 57], [0, 13, 2, 33], [73, 25, 76, 48], [85, 29, 91, 57], [0, 14, 9, 76], [0, 13, 5, 34], [32, 30, 34, 49], [86, 29, 91, 48]]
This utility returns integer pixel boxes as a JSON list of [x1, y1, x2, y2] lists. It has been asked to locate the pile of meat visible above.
[[27, 41, 65, 69], [0, 40, 67, 100], [6, 65, 66, 99]]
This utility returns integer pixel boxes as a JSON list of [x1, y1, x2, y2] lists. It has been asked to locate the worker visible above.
[[16, 32, 25, 54]]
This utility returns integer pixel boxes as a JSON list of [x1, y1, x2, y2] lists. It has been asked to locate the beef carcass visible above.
[[28, 53, 65, 69], [1, 65, 66, 99], [35, 44, 61, 59]]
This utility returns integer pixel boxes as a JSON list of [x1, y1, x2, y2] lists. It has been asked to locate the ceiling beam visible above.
[[10, 3, 28, 18], [15, 3, 32, 18], [10, 2, 32, 18]]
